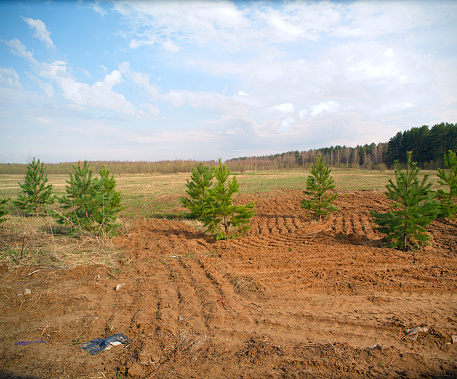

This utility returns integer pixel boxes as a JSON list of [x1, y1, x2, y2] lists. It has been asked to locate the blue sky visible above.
[[1, 0, 456, 163]]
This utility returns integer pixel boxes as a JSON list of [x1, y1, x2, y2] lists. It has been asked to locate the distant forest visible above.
[[227, 122, 456, 172], [0, 122, 455, 175]]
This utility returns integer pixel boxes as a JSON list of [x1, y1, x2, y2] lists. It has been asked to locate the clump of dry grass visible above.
[[0, 215, 128, 269]]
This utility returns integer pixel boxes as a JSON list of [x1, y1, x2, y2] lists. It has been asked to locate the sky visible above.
[[0, 0, 456, 164]]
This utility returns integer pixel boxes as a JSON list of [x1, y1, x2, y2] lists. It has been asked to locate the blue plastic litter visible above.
[[81, 333, 130, 355], [16, 339, 46, 346]]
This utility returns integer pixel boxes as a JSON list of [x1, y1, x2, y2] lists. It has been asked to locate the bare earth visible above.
[[1, 189, 457, 378]]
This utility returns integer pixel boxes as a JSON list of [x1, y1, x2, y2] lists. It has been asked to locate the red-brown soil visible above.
[[1, 190, 457, 378]]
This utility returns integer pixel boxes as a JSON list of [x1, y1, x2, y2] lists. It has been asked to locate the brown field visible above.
[[0, 171, 456, 378]]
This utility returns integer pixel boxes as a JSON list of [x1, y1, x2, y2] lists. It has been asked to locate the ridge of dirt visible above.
[[1, 190, 457, 378]]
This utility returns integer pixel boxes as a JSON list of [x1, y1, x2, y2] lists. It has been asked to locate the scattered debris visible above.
[[452, 335, 457, 344], [404, 326, 429, 341], [115, 283, 125, 292], [16, 290, 30, 298], [28, 269, 40, 276], [367, 343, 384, 350], [16, 339, 45, 346], [81, 333, 130, 356]]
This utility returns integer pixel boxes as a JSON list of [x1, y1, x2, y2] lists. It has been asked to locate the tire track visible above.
[[174, 257, 237, 329], [112, 189, 457, 376]]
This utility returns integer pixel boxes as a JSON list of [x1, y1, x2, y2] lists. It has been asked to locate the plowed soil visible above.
[[1, 189, 457, 378]]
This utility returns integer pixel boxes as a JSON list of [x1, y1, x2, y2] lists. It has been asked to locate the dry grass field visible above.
[[1, 169, 456, 379]]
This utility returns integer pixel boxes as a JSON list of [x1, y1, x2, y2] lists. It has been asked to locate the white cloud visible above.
[[332, 2, 425, 40], [129, 38, 154, 49], [161, 89, 228, 108], [40, 82, 54, 98], [2, 35, 137, 116], [3, 38, 37, 64], [233, 91, 261, 108], [254, 2, 342, 43], [0, 67, 21, 88], [40, 61, 135, 114], [114, 1, 435, 53], [90, 2, 107, 17], [26, 72, 54, 97], [310, 101, 340, 117], [81, 68, 91, 78], [143, 103, 160, 117], [298, 109, 307, 121], [21, 17, 55, 48], [119, 61, 160, 98], [162, 40, 180, 53], [114, 1, 249, 50], [272, 103, 294, 114], [113, 0, 455, 138], [384, 48, 394, 58]]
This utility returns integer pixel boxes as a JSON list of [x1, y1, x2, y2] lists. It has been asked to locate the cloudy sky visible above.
[[1, 0, 456, 163]]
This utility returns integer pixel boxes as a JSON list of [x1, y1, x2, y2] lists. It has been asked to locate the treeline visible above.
[[0, 160, 217, 175], [226, 142, 388, 172], [227, 122, 456, 171], [1, 123, 455, 175], [385, 122, 457, 169]]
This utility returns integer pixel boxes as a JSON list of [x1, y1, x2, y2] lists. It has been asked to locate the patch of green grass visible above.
[[72, 336, 82, 345], [235, 171, 306, 193]]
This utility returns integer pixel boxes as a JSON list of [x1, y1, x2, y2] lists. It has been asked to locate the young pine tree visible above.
[[301, 155, 338, 220], [436, 150, 457, 219], [370, 152, 438, 251], [202, 159, 256, 240], [53, 161, 121, 235], [180, 163, 214, 219], [14, 157, 54, 217], [54, 160, 98, 232], [93, 167, 122, 234]]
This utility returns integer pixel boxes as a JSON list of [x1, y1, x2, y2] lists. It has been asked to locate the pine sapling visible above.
[[436, 150, 457, 219], [202, 159, 255, 240], [180, 163, 214, 219], [14, 157, 54, 217], [94, 167, 122, 234], [370, 152, 438, 251], [53, 161, 121, 235], [53, 160, 98, 232], [301, 155, 338, 220]]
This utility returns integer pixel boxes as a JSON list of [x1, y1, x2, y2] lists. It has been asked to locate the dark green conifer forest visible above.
[[384, 123, 457, 169]]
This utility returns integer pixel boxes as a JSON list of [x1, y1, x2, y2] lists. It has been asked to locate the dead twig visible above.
[[327, 337, 341, 355], [23, 217, 37, 235]]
